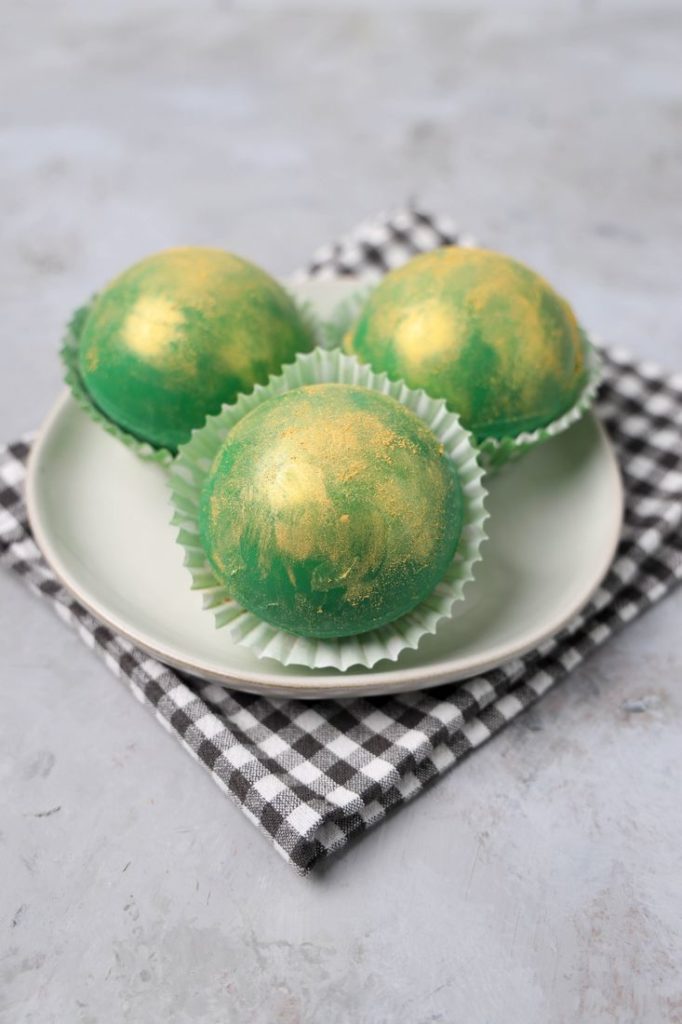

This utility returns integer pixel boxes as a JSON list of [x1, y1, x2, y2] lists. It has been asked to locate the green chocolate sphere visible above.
[[344, 247, 587, 441], [199, 383, 464, 639], [78, 247, 314, 451]]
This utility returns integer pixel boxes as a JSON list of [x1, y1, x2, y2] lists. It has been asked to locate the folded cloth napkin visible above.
[[1, 208, 681, 875]]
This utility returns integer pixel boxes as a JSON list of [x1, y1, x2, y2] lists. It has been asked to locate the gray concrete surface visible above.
[[2, 2, 682, 1022]]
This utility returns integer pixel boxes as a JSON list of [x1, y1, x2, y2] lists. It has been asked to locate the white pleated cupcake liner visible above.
[[60, 289, 323, 465], [170, 347, 489, 671], [323, 287, 602, 470], [318, 285, 373, 350]]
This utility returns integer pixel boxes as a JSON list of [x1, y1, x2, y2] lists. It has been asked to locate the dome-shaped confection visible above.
[[344, 246, 587, 441], [199, 383, 464, 639], [78, 247, 314, 450]]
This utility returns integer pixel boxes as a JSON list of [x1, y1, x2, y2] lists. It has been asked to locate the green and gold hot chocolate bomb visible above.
[[344, 247, 587, 441], [78, 247, 314, 451], [199, 383, 464, 639]]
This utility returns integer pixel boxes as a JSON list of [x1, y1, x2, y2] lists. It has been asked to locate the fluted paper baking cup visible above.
[[319, 285, 373, 350], [170, 347, 488, 671], [325, 288, 602, 471], [60, 290, 323, 466]]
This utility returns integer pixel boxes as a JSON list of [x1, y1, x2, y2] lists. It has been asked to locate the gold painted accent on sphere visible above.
[[391, 299, 467, 370], [108, 246, 265, 307], [122, 295, 185, 360]]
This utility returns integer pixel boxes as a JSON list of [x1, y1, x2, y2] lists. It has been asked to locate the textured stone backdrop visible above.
[[1, 3, 681, 1023]]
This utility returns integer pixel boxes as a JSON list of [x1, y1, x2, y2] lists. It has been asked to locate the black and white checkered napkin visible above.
[[2, 209, 681, 874]]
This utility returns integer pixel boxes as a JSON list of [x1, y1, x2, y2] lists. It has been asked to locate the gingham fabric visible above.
[[2, 209, 681, 875]]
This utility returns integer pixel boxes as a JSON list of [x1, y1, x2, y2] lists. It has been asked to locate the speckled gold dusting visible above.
[[391, 299, 467, 370], [122, 296, 185, 360], [110, 247, 283, 311]]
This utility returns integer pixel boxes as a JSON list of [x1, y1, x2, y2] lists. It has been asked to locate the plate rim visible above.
[[25, 386, 624, 698]]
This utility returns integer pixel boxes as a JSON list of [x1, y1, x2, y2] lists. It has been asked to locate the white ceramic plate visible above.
[[26, 280, 623, 699]]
